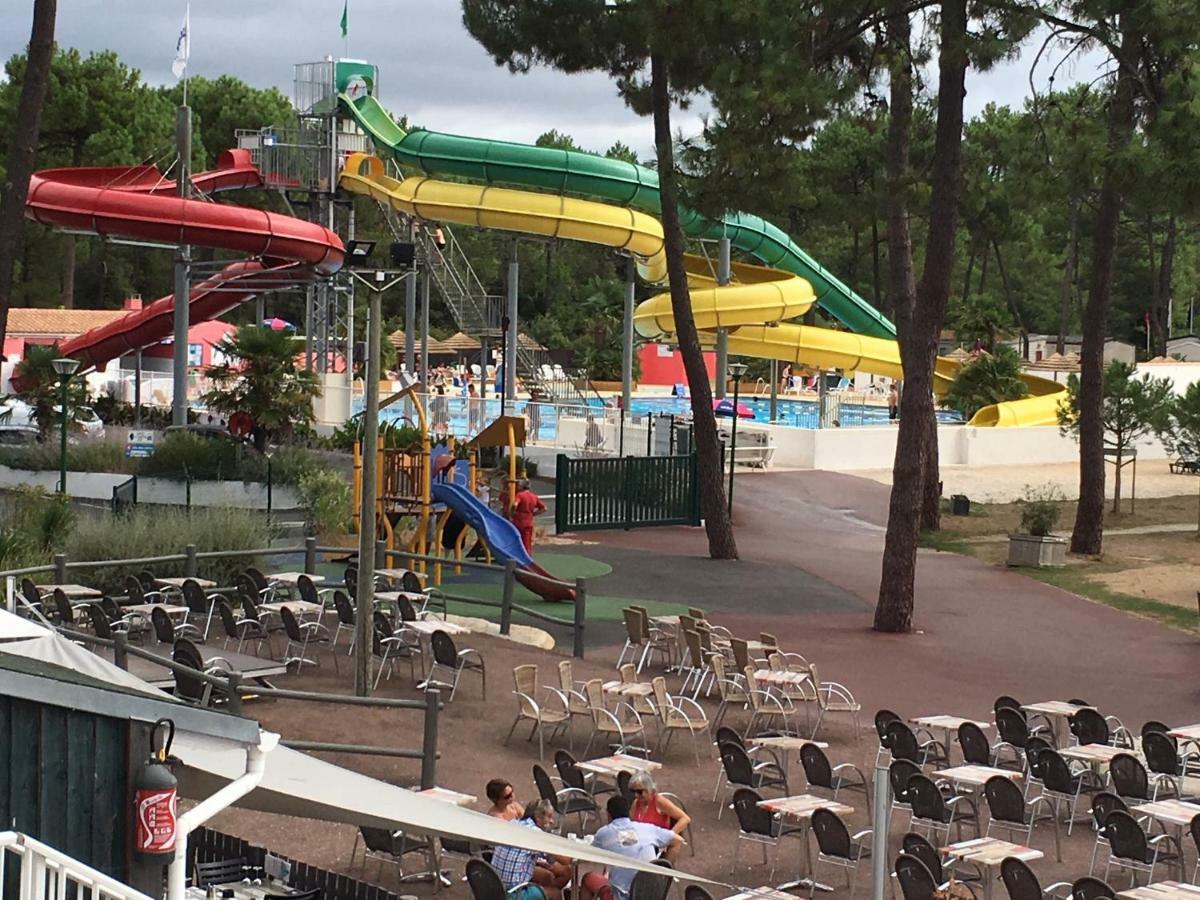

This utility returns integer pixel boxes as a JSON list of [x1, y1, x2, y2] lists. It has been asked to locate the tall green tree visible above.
[[942, 346, 1028, 419], [160, 75, 292, 169], [0, 0, 56, 354], [10, 343, 86, 439]]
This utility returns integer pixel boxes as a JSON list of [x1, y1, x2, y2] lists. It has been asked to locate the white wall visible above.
[[1136, 360, 1200, 396]]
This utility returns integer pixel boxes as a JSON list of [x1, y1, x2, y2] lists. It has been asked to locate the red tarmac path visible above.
[[583, 469, 1199, 726]]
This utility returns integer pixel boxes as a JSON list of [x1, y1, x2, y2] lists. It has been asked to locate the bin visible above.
[[950, 494, 970, 516]]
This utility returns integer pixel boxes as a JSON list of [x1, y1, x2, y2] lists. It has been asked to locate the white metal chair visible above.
[[650, 676, 710, 766], [505, 664, 570, 759]]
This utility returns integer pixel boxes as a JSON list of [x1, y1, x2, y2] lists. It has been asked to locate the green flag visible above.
[[339, 0, 347, 37]]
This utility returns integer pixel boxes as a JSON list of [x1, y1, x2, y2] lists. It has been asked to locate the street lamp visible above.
[[264, 447, 274, 521], [727, 361, 748, 516], [52, 358, 80, 495]]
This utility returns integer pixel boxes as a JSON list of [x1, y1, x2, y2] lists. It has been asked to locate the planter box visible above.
[[1007, 533, 1067, 568]]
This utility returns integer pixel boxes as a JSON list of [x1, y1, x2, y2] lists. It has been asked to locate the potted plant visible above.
[[1008, 484, 1067, 567]]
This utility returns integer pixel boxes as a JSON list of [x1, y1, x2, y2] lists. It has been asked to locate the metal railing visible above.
[[555, 452, 700, 533], [0, 831, 154, 900]]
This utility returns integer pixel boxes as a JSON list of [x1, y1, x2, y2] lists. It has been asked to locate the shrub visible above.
[[139, 432, 256, 481], [0, 441, 127, 474], [497, 452, 539, 478], [297, 467, 353, 536], [1017, 484, 1063, 537], [70, 506, 274, 594]]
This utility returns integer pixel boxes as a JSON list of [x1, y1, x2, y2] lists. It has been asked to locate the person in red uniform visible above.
[[509, 479, 546, 554]]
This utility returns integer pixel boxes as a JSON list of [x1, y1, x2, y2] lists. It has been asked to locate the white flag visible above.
[[172, 4, 190, 79]]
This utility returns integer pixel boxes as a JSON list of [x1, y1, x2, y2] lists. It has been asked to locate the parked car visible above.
[[0, 399, 106, 439]]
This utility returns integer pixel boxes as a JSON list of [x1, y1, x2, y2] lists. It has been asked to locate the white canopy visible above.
[[175, 732, 713, 885], [0, 625, 171, 698], [0, 607, 54, 642]]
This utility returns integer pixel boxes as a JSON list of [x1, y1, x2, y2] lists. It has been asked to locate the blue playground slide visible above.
[[431, 481, 575, 602]]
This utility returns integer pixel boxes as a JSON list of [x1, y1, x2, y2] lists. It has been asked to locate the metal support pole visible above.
[[420, 272, 430, 382], [266, 457, 273, 518], [573, 577, 586, 659], [728, 377, 740, 517], [58, 376, 69, 494], [870, 766, 892, 900], [133, 350, 143, 428], [622, 257, 635, 411], [184, 544, 198, 578], [714, 237, 731, 400], [255, 295, 265, 327], [506, 243, 519, 402], [375, 539, 387, 570], [346, 207, 356, 382], [769, 359, 779, 421], [54, 553, 66, 584], [421, 688, 441, 790], [304, 536, 317, 575], [113, 630, 128, 671], [404, 261, 417, 375], [499, 560, 515, 636], [172, 104, 192, 427], [355, 285, 382, 696], [304, 286, 314, 372]]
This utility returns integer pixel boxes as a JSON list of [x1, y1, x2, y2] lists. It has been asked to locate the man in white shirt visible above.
[[581, 796, 682, 900]]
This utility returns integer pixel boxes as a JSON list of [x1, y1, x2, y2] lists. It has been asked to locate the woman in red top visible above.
[[628, 771, 690, 835], [509, 479, 546, 554]]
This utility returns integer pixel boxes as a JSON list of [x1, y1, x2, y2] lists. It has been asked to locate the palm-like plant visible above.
[[942, 345, 1028, 420], [201, 326, 319, 451], [10, 344, 87, 439]]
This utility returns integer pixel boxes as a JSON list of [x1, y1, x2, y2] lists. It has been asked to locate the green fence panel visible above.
[[555, 453, 699, 533]]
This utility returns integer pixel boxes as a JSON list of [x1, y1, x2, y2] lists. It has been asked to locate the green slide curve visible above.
[[340, 93, 896, 340]]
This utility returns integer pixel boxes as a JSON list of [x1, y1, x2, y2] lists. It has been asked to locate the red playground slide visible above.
[[22, 149, 343, 371]]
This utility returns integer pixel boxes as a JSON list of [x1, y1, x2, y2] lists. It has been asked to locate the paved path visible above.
[[969, 521, 1199, 542], [581, 469, 1199, 725]]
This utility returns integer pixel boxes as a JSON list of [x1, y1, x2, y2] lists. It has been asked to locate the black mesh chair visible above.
[[895, 853, 940, 900], [1110, 753, 1152, 802], [244, 567, 271, 596], [1140, 720, 1170, 738], [465, 858, 526, 900], [1087, 792, 1129, 875], [717, 740, 788, 818], [875, 709, 903, 767], [617, 770, 634, 806], [1070, 708, 1111, 746], [280, 606, 337, 672], [984, 775, 1060, 860], [181, 579, 215, 638], [421, 630, 484, 701], [215, 598, 271, 657], [906, 773, 978, 845], [84, 602, 113, 639], [344, 565, 358, 597], [235, 572, 270, 604], [151, 605, 194, 644], [137, 570, 158, 592], [628, 866, 672, 900], [958, 722, 993, 766], [1071, 877, 1116, 900], [801, 742, 869, 814], [553, 749, 593, 796], [401, 570, 424, 593], [1040, 747, 1104, 834], [1100, 810, 1181, 887], [331, 590, 356, 652], [999, 856, 1072, 900], [194, 857, 249, 887], [19, 578, 43, 614], [1141, 731, 1192, 800], [683, 887, 715, 900], [296, 574, 327, 607], [100, 596, 145, 637], [900, 832, 981, 888], [1189, 814, 1200, 883], [886, 720, 950, 768], [125, 574, 166, 606], [710, 725, 785, 803], [889, 758, 923, 822], [811, 807, 872, 900], [1024, 736, 1055, 796], [730, 787, 801, 879], [172, 638, 230, 707], [533, 763, 596, 831], [51, 589, 75, 627], [350, 825, 435, 882], [994, 707, 1036, 769]]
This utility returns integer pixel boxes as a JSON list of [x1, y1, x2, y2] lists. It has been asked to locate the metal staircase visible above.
[[374, 193, 603, 411]]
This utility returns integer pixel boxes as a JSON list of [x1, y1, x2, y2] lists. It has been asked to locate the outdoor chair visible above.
[[350, 825, 436, 882], [532, 763, 596, 831], [181, 578, 215, 639], [1142, 731, 1199, 800], [681, 628, 715, 698], [51, 589, 75, 628], [244, 567, 271, 596], [394, 593, 427, 623], [994, 707, 1036, 769], [900, 831, 981, 890], [238, 593, 271, 643], [296, 573, 331, 609], [505, 664, 570, 759], [616, 607, 647, 669], [1189, 813, 1199, 883], [716, 740, 788, 818], [421, 630, 485, 701], [125, 574, 166, 606], [617, 769, 634, 805], [554, 660, 592, 741], [100, 596, 145, 637], [1140, 720, 1170, 738], [370, 625, 420, 690], [710, 654, 749, 732], [1087, 792, 1130, 875], [886, 719, 949, 768], [1070, 708, 1132, 748], [651, 676, 710, 766], [710, 726, 786, 802], [152, 604, 201, 644], [215, 598, 271, 657], [657, 790, 695, 856], [343, 565, 358, 597], [554, 749, 601, 799], [811, 807, 872, 900], [235, 573, 272, 605], [172, 638, 231, 707], [1071, 877, 1116, 900], [808, 664, 862, 741], [875, 709, 903, 767], [582, 678, 645, 757], [330, 590, 356, 652], [801, 742, 870, 815], [19, 578, 43, 615], [400, 570, 423, 593], [684, 888, 715, 900], [1110, 753, 1155, 802], [999, 856, 1072, 900], [686, 606, 705, 621], [1040, 747, 1104, 834], [894, 854, 941, 900], [194, 857, 250, 887], [889, 758, 924, 823], [628, 866, 672, 900], [959, 722, 994, 766], [1024, 736, 1055, 797], [730, 787, 802, 879], [136, 570, 158, 592], [906, 773, 979, 846], [759, 632, 778, 652], [744, 664, 800, 736], [1100, 810, 1182, 887], [766, 652, 812, 709], [728, 637, 752, 674], [84, 603, 114, 639], [279, 605, 337, 672], [984, 774, 1061, 861], [615, 664, 658, 720]]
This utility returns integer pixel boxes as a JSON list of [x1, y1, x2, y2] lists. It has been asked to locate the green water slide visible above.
[[342, 93, 895, 339]]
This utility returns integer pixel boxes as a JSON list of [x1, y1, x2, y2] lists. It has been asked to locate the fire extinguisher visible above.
[[133, 718, 178, 860]]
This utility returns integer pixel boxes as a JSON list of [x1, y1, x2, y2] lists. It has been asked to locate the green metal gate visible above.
[[555, 452, 700, 533]]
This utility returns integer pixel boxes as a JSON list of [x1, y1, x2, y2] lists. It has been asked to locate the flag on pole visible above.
[[172, 3, 190, 79], [339, 0, 348, 37]]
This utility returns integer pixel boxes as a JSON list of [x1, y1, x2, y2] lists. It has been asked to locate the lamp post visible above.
[[52, 358, 80, 495], [264, 448, 274, 521], [727, 361, 748, 517]]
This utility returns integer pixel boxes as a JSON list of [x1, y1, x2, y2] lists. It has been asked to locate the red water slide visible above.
[[23, 149, 344, 371]]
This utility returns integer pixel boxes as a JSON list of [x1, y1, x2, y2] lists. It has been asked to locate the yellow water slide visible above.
[[340, 154, 1063, 426]]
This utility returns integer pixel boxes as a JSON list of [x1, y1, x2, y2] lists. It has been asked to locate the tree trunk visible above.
[[960, 247, 976, 308], [871, 207, 883, 315], [0, 0, 58, 350], [1155, 214, 1176, 357], [921, 411, 941, 531], [876, 0, 968, 633], [1112, 438, 1123, 514], [1057, 198, 1079, 354], [1071, 14, 1139, 557], [650, 51, 737, 560], [992, 239, 1026, 356]]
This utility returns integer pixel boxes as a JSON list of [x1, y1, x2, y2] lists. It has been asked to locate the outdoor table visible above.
[[935, 764, 1022, 792], [1022, 700, 1093, 747], [752, 669, 811, 687], [1131, 799, 1200, 859], [268, 572, 323, 585], [1118, 883, 1200, 900], [650, 615, 680, 627], [602, 680, 654, 698], [125, 603, 190, 622], [37, 583, 102, 601], [758, 794, 854, 892], [376, 567, 427, 584], [155, 576, 216, 589], [418, 786, 477, 807], [397, 620, 469, 677], [258, 600, 326, 620], [747, 735, 828, 771], [374, 590, 439, 619], [1168, 724, 1200, 751], [912, 715, 992, 761], [185, 883, 299, 900], [111, 643, 288, 690], [942, 836, 1042, 900], [575, 753, 661, 779], [1059, 742, 1133, 774]]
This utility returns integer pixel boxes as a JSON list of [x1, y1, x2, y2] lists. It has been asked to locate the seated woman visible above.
[[627, 772, 689, 860], [485, 778, 525, 821]]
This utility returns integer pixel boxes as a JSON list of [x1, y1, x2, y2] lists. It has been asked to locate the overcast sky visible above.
[[1, 1, 1107, 156]]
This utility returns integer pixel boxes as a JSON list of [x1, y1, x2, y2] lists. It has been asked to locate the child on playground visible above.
[[509, 479, 546, 554]]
